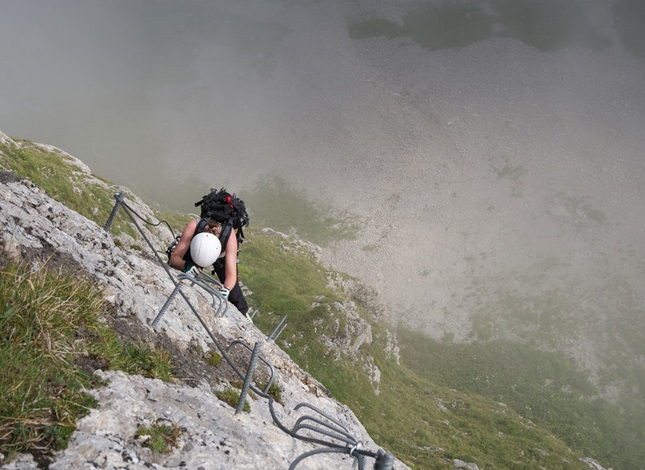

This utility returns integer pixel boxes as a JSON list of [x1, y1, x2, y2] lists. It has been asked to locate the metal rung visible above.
[[226, 339, 276, 394]]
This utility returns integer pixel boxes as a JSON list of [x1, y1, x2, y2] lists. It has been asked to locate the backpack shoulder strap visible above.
[[219, 222, 233, 250]]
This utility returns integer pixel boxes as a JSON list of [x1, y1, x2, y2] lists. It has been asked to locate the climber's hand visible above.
[[218, 286, 230, 299], [185, 265, 200, 277]]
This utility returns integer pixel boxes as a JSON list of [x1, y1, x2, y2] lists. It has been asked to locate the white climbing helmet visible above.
[[190, 232, 222, 267]]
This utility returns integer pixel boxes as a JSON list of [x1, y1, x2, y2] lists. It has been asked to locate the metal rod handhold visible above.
[[269, 315, 288, 341], [236, 341, 261, 415], [152, 284, 181, 328], [103, 191, 125, 232], [289, 447, 352, 470], [226, 340, 276, 394]]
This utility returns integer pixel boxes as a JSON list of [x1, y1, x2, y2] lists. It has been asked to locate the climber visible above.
[[168, 189, 249, 316]]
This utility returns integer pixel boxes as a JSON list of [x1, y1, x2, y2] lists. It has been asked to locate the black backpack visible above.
[[194, 188, 250, 246], [166, 188, 250, 264]]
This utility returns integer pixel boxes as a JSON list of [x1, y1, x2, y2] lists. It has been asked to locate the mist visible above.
[[2, 0, 645, 418]]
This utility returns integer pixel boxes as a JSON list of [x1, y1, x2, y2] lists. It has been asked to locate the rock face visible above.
[[0, 142, 407, 469]]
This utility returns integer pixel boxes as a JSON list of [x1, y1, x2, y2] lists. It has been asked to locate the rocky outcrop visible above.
[[0, 145, 407, 469]]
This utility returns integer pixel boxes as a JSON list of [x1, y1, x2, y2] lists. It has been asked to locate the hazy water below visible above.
[[2, 0, 643, 204], [2, 0, 645, 360]]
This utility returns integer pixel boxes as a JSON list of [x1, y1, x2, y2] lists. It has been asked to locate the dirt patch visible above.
[[108, 314, 215, 385], [105, 310, 264, 390]]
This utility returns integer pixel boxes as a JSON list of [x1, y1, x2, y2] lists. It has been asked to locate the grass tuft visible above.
[[135, 422, 181, 454], [0, 261, 105, 462], [216, 387, 251, 413], [206, 351, 222, 368], [0, 260, 174, 464]]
